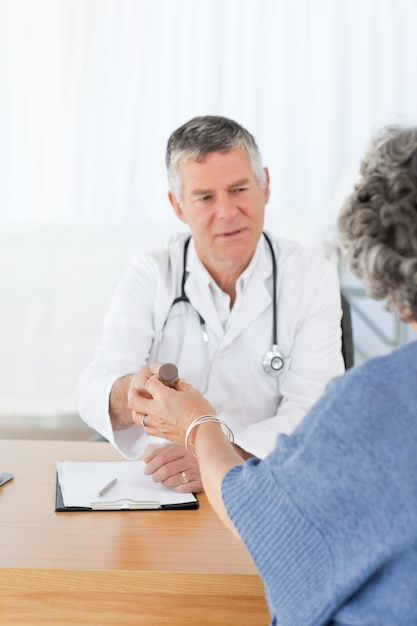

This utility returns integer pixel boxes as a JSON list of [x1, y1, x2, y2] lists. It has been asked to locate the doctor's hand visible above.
[[131, 373, 215, 493], [143, 443, 203, 493], [127, 363, 162, 422]]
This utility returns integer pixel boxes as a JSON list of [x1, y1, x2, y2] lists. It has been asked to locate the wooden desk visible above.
[[0, 440, 269, 625]]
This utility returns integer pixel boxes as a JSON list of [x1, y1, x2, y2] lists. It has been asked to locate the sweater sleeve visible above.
[[222, 457, 334, 625]]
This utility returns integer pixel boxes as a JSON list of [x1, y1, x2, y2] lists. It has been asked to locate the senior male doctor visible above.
[[77, 115, 345, 493]]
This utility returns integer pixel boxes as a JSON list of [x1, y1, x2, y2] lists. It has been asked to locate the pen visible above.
[[97, 477, 117, 497]]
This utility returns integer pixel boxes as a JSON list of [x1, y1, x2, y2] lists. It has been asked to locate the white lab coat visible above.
[[76, 231, 345, 459]]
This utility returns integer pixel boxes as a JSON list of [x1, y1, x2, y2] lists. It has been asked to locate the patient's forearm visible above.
[[193, 422, 244, 539], [109, 374, 134, 430]]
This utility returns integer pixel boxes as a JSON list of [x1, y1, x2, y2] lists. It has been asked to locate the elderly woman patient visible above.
[[132, 126, 417, 625]]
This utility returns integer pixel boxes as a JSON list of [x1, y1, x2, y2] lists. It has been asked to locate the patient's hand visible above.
[[131, 375, 215, 444]]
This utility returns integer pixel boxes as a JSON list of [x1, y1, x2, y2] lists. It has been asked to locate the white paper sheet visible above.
[[57, 460, 197, 508]]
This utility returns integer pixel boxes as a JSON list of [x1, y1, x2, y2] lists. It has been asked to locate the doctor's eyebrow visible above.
[[191, 187, 214, 198], [228, 178, 251, 190], [190, 178, 252, 198]]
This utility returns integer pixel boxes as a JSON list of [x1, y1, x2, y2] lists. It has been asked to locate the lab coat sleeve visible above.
[[76, 254, 162, 459], [233, 258, 345, 459]]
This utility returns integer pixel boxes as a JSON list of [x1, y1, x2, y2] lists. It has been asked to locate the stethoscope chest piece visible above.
[[262, 345, 284, 377]]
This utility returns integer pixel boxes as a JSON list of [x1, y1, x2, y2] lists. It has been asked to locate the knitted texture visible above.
[[222, 341, 417, 625]]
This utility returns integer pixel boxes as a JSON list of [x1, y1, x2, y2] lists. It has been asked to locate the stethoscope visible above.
[[155, 231, 285, 392]]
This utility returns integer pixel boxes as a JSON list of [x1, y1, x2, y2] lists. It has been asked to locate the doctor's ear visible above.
[[263, 167, 271, 203], [168, 191, 188, 224]]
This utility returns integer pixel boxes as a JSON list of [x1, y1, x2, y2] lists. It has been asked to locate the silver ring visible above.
[[181, 471, 189, 484], [142, 415, 147, 428]]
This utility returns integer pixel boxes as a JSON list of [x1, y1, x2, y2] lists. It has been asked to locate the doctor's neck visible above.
[[193, 234, 258, 308], [202, 256, 253, 309]]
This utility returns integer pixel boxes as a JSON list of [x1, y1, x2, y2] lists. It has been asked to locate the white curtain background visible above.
[[1, 0, 417, 423], [1, 0, 417, 227]]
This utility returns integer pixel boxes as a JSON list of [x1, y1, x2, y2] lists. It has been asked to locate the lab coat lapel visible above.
[[221, 246, 272, 349], [184, 265, 224, 341]]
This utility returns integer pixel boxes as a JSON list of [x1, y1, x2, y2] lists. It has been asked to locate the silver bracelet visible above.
[[184, 414, 234, 457]]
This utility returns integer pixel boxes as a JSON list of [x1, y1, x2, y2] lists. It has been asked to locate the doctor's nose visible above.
[[215, 194, 239, 220]]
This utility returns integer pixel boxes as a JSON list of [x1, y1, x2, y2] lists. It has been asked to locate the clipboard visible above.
[[55, 461, 199, 512], [55, 476, 198, 511]]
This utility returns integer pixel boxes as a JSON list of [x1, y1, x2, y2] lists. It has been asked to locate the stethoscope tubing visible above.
[[155, 231, 284, 386]]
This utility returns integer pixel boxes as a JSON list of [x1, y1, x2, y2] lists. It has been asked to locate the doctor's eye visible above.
[[194, 194, 214, 203]]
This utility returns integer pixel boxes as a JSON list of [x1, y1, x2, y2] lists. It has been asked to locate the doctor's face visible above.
[[168, 146, 270, 276]]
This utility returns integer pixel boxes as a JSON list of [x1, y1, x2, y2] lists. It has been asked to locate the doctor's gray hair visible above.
[[337, 125, 417, 321], [166, 116, 267, 203]]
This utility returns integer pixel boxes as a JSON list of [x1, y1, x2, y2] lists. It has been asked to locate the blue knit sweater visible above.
[[222, 341, 417, 625]]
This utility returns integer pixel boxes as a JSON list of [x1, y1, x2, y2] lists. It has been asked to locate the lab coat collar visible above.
[[184, 234, 274, 346], [184, 241, 224, 339]]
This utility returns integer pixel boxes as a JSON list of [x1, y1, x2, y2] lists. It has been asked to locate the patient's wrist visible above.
[[184, 415, 234, 457]]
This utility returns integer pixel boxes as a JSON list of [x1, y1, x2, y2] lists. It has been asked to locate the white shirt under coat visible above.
[[76, 231, 345, 459]]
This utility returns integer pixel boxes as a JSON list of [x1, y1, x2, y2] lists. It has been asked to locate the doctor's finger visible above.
[[144, 443, 195, 473], [130, 363, 161, 390], [127, 387, 152, 413]]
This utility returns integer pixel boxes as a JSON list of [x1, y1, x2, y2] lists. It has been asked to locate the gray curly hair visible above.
[[166, 115, 267, 203], [337, 125, 417, 322]]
